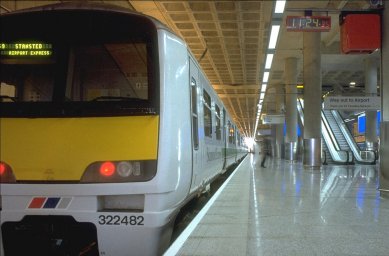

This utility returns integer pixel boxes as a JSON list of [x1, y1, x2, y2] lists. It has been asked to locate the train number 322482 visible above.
[[98, 215, 144, 226]]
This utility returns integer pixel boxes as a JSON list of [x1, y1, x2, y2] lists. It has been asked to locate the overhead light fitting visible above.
[[261, 83, 267, 93], [268, 25, 280, 49], [263, 72, 270, 83], [275, 0, 286, 13], [265, 53, 274, 69]]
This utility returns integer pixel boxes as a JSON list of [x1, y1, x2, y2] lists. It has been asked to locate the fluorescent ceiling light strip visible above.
[[261, 83, 267, 93], [265, 54, 274, 69], [262, 72, 269, 83], [268, 25, 280, 49], [275, 0, 286, 14]]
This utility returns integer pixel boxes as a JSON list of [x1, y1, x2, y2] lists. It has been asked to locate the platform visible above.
[[165, 154, 389, 256]]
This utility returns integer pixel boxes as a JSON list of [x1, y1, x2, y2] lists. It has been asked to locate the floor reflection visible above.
[[247, 154, 388, 255]]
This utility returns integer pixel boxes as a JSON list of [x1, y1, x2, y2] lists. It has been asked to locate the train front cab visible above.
[[0, 6, 179, 256]]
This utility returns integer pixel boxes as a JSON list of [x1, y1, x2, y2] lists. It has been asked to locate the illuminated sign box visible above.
[[340, 13, 381, 54], [258, 129, 271, 136], [0, 43, 52, 57], [262, 114, 285, 124], [323, 96, 381, 110], [286, 16, 331, 32]]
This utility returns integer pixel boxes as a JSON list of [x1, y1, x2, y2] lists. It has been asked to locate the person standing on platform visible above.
[[260, 139, 268, 168]]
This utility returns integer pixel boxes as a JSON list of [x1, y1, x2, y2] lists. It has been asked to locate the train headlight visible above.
[[117, 161, 132, 177], [132, 162, 141, 176], [0, 162, 16, 183], [81, 160, 156, 183]]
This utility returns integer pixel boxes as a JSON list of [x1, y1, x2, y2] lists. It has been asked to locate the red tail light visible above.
[[99, 162, 115, 177], [0, 163, 5, 175], [0, 162, 16, 183]]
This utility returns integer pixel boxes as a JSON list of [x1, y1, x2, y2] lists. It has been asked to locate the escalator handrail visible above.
[[321, 110, 341, 151], [358, 150, 377, 165], [322, 150, 328, 165]]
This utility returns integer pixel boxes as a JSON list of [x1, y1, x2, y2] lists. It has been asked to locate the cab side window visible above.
[[215, 104, 221, 140], [191, 78, 199, 149], [203, 90, 212, 138]]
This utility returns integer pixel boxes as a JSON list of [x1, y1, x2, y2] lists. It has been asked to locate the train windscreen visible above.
[[0, 10, 159, 117]]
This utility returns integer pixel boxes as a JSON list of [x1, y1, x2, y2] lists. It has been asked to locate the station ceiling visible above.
[[1, 0, 381, 138]]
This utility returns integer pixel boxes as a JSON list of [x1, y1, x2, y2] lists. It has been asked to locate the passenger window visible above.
[[203, 90, 212, 138], [232, 125, 236, 145], [215, 105, 221, 140], [228, 122, 233, 144], [191, 78, 199, 150]]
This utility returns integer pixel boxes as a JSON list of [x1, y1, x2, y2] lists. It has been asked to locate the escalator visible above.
[[298, 99, 376, 165], [325, 109, 376, 165], [298, 99, 352, 165], [323, 110, 351, 153]]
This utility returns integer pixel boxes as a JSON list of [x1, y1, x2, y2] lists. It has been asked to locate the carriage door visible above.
[[189, 58, 201, 189]]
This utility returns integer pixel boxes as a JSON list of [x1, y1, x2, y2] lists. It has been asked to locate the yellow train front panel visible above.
[[0, 116, 159, 181]]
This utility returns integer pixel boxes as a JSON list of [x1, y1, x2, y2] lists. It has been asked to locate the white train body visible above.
[[0, 3, 246, 255]]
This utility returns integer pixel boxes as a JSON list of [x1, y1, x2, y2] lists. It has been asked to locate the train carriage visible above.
[[0, 3, 246, 255]]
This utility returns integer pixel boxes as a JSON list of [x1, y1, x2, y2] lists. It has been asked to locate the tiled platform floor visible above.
[[167, 154, 389, 256]]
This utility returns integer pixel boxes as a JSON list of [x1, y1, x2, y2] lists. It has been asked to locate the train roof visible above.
[[0, 1, 171, 32]]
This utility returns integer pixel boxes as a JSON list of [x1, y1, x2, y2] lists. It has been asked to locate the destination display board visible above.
[[0, 43, 52, 57], [286, 16, 331, 32]]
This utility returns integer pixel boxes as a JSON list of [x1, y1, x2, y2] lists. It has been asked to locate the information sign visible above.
[[0, 43, 52, 57], [262, 114, 285, 124], [323, 96, 380, 110]]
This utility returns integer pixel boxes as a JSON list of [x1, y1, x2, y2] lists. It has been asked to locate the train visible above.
[[0, 2, 247, 256]]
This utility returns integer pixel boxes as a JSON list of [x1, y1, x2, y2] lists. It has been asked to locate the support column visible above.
[[303, 29, 322, 167], [275, 84, 284, 158], [284, 57, 298, 161], [380, 5, 389, 197], [364, 57, 378, 150]]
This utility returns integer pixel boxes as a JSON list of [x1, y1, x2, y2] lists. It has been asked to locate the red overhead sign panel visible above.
[[286, 16, 331, 32], [340, 13, 381, 54]]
